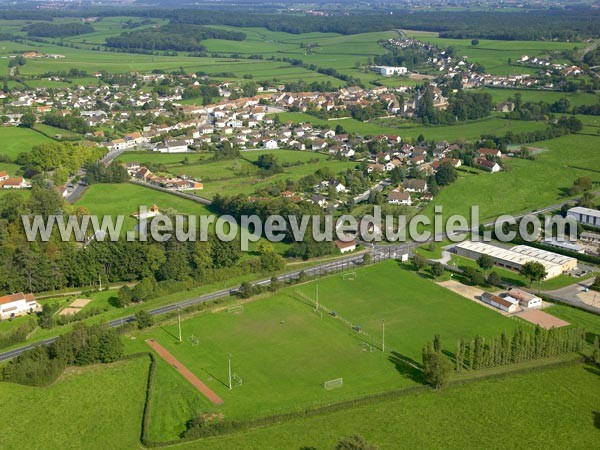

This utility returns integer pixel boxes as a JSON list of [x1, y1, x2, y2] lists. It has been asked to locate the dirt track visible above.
[[146, 339, 224, 405]]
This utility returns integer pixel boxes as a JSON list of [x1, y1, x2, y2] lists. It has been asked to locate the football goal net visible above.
[[324, 378, 343, 390], [231, 373, 243, 387], [227, 305, 244, 314], [187, 335, 199, 346], [361, 342, 375, 353], [342, 272, 356, 281]]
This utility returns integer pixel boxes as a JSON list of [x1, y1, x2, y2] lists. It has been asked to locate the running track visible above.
[[146, 339, 224, 405]]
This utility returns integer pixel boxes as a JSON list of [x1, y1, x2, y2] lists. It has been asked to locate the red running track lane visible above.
[[146, 338, 224, 405]]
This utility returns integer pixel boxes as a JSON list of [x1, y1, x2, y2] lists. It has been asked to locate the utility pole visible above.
[[228, 353, 232, 390], [316, 283, 319, 311], [382, 320, 385, 352]]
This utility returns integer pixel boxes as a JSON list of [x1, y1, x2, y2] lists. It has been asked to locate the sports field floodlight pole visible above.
[[178, 307, 182, 343], [382, 320, 385, 352], [316, 283, 319, 311], [228, 353, 232, 390]]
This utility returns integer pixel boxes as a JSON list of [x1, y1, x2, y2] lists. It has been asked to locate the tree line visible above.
[[23, 22, 94, 38], [105, 23, 246, 52], [422, 326, 586, 388], [1, 323, 123, 387]]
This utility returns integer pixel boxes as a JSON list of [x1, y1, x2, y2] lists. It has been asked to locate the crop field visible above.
[[128, 261, 522, 434], [424, 132, 600, 223], [0, 357, 149, 450], [0, 126, 55, 160]]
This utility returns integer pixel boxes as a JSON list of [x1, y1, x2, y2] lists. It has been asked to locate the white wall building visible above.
[[567, 207, 600, 229], [0, 293, 39, 320]]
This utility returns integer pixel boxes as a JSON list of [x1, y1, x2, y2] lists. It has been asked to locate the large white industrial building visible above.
[[454, 241, 577, 280]]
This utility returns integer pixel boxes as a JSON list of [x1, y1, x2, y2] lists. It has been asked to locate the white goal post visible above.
[[361, 342, 375, 352], [187, 335, 199, 346], [342, 272, 356, 280], [227, 305, 244, 314], [324, 378, 343, 390]]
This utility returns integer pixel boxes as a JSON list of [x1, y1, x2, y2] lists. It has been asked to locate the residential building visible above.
[[0, 293, 39, 320]]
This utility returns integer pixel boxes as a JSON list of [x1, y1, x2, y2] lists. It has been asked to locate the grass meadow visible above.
[[189, 363, 600, 450], [116, 150, 356, 198], [401, 30, 579, 76], [0, 356, 149, 450], [424, 133, 600, 223], [0, 126, 54, 160], [275, 112, 548, 141]]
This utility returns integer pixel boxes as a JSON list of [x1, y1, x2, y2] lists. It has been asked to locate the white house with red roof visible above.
[[0, 293, 40, 319]]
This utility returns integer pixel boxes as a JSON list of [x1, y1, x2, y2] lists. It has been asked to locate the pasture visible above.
[[424, 133, 600, 223], [276, 111, 548, 141], [0, 357, 149, 450], [75, 182, 213, 234], [116, 150, 356, 198], [0, 126, 54, 160], [130, 260, 522, 435], [401, 30, 579, 76]]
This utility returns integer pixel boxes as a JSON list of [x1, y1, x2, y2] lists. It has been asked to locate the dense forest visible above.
[[23, 22, 94, 38], [105, 23, 246, 52]]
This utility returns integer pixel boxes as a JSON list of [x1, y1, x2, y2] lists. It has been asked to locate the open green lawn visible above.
[[480, 87, 600, 108], [116, 150, 354, 198], [402, 30, 580, 76], [276, 111, 547, 141], [189, 363, 600, 450], [0, 357, 149, 450], [0, 126, 54, 160], [127, 260, 522, 437], [75, 182, 213, 234], [425, 133, 600, 223]]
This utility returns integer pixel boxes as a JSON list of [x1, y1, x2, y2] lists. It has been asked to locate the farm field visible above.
[[185, 363, 600, 450], [424, 132, 600, 223], [0, 126, 54, 160], [0, 356, 149, 450], [127, 260, 522, 434]]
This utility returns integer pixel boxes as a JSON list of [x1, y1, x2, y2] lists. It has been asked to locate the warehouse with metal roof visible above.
[[454, 241, 577, 280]]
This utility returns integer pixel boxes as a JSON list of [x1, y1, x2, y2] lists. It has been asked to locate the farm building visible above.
[[454, 241, 575, 280], [506, 288, 542, 309], [0, 293, 39, 320], [567, 207, 600, 229], [481, 292, 519, 313]]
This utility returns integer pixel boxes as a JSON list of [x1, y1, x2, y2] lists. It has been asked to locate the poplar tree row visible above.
[[454, 325, 586, 372]]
